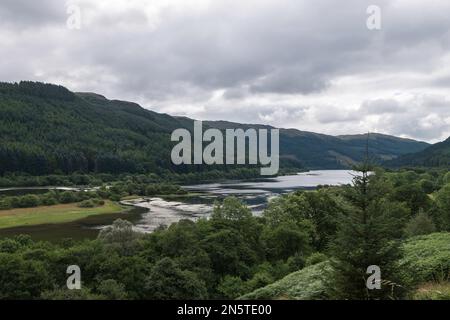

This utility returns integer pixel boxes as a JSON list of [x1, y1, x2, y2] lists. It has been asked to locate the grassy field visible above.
[[0, 201, 123, 229]]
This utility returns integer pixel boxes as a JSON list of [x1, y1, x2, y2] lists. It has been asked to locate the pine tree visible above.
[[328, 139, 408, 299]]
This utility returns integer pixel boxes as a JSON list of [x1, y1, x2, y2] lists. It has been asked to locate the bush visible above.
[[144, 258, 207, 299], [399, 233, 450, 284], [217, 276, 248, 299], [305, 252, 328, 267], [59, 191, 77, 204], [261, 222, 312, 261], [41, 288, 103, 300], [97, 279, 128, 300], [78, 200, 95, 208], [18, 194, 40, 208], [404, 211, 436, 237], [41, 196, 58, 206], [92, 198, 105, 206], [286, 252, 306, 271], [419, 179, 435, 194], [0, 199, 12, 210]]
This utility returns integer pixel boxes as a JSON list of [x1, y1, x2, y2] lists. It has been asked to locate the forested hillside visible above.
[[207, 121, 429, 169], [0, 81, 192, 175], [388, 137, 450, 168], [0, 81, 429, 175]]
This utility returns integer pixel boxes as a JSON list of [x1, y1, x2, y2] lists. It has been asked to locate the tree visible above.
[[392, 183, 430, 215], [217, 276, 248, 299], [329, 166, 407, 299], [59, 191, 77, 204], [18, 194, 40, 208], [97, 279, 128, 300], [98, 219, 142, 255], [211, 196, 252, 221], [41, 288, 103, 300], [210, 196, 265, 265], [419, 179, 435, 194], [261, 222, 312, 261], [404, 210, 436, 237], [201, 229, 256, 278], [263, 190, 342, 251], [144, 258, 207, 299], [434, 184, 450, 231], [0, 253, 51, 299]]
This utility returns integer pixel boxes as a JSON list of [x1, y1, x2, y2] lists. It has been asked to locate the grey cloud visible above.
[[363, 95, 450, 142], [33, 0, 383, 100], [313, 106, 361, 124], [360, 99, 406, 115], [0, 0, 64, 28], [1, 0, 450, 142], [249, 66, 330, 95]]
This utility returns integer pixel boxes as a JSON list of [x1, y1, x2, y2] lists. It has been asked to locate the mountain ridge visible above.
[[387, 136, 450, 167], [0, 81, 431, 175]]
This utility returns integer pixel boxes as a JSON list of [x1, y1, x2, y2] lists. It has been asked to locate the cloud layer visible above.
[[1, 0, 450, 142]]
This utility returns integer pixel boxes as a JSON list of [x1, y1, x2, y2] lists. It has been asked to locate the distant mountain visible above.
[[205, 121, 429, 169], [387, 137, 450, 167], [0, 81, 430, 175]]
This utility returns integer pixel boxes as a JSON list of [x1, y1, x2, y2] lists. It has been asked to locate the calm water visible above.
[[0, 170, 356, 240], [122, 170, 356, 233]]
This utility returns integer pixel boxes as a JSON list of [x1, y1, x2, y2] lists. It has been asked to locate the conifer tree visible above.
[[328, 138, 408, 299]]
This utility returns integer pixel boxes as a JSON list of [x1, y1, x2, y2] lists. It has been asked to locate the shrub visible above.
[[404, 211, 436, 237], [0, 199, 12, 210], [92, 198, 105, 206], [97, 279, 128, 300], [286, 252, 306, 271], [217, 276, 248, 299], [59, 191, 77, 204], [399, 233, 450, 284], [78, 200, 95, 208], [18, 194, 40, 208], [41, 196, 58, 206], [305, 252, 328, 267]]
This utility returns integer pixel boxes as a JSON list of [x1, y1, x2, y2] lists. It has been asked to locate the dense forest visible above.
[[1, 168, 449, 300], [0, 81, 430, 177], [389, 137, 450, 167]]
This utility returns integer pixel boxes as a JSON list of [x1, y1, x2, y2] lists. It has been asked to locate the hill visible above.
[[0, 81, 192, 175], [387, 137, 450, 168], [0, 81, 429, 175], [205, 121, 429, 169]]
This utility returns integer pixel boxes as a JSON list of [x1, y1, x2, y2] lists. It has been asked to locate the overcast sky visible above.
[[1, 0, 450, 142]]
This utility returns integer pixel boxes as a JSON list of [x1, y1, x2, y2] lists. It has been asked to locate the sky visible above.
[[1, 0, 450, 143]]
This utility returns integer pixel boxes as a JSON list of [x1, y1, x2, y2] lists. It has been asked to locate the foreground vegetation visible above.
[[241, 233, 450, 300], [0, 167, 449, 300]]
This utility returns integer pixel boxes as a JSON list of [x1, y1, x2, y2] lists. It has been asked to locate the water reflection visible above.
[[126, 170, 356, 233]]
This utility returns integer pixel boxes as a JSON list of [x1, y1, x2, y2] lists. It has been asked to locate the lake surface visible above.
[[0, 170, 356, 240], [121, 170, 356, 233]]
